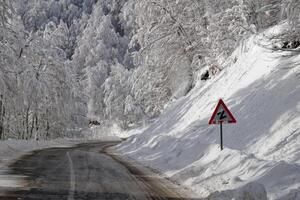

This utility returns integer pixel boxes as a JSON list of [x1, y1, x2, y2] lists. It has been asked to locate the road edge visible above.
[[104, 145, 197, 199]]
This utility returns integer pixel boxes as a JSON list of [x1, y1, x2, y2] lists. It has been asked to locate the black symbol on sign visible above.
[[217, 110, 227, 120]]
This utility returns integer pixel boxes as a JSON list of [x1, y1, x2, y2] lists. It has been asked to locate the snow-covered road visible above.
[[0, 142, 189, 200]]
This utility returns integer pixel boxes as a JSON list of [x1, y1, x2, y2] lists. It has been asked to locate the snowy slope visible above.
[[116, 29, 300, 199]]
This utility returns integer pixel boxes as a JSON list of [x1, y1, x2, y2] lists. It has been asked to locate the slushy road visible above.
[[1, 142, 191, 200]]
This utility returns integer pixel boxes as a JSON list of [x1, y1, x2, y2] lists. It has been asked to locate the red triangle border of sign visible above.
[[209, 99, 237, 124]]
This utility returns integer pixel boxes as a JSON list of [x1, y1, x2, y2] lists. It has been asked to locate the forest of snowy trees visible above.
[[0, 0, 300, 139]]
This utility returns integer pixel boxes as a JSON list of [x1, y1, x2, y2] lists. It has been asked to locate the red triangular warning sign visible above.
[[209, 99, 237, 124]]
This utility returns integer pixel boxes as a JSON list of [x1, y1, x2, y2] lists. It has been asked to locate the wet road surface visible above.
[[0, 142, 192, 200]]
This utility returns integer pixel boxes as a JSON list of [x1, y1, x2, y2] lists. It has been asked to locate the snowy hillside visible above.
[[1, 0, 300, 199], [116, 28, 300, 199]]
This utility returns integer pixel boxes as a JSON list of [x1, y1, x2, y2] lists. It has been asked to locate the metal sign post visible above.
[[220, 122, 223, 151], [209, 99, 236, 151]]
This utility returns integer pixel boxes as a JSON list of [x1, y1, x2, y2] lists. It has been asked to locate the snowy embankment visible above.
[[116, 28, 300, 199]]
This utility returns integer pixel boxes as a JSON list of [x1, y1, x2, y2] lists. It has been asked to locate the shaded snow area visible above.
[[116, 28, 300, 199]]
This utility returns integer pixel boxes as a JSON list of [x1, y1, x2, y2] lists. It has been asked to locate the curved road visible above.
[[1, 142, 192, 200]]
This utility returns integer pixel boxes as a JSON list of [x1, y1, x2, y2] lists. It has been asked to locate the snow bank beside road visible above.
[[81, 125, 122, 141], [116, 30, 300, 199], [203, 182, 268, 200]]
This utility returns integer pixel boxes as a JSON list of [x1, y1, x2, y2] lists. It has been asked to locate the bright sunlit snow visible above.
[[116, 29, 300, 200]]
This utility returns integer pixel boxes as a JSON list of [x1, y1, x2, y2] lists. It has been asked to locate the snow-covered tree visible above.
[[0, 1, 81, 139], [2, 0, 297, 139], [279, 0, 300, 45], [72, 0, 143, 128]]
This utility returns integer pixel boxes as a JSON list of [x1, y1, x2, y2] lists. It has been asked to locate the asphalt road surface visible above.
[[0, 142, 192, 200]]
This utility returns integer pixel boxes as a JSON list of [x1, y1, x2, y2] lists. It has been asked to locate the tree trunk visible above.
[[46, 108, 50, 139], [29, 112, 36, 139], [0, 95, 3, 140], [35, 113, 39, 140], [6, 109, 10, 140], [25, 105, 30, 140]]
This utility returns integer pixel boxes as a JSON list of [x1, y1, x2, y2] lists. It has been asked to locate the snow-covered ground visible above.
[[116, 28, 300, 199]]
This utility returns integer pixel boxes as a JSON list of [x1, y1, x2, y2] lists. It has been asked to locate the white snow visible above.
[[203, 182, 268, 200], [82, 125, 123, 141], [116, 28, 300, 199]]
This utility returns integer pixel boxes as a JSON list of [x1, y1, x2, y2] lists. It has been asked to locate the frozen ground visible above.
[[116, 26, 300, 199]]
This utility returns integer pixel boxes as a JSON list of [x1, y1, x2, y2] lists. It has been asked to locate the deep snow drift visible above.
[[116, 28, 300, 199]]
